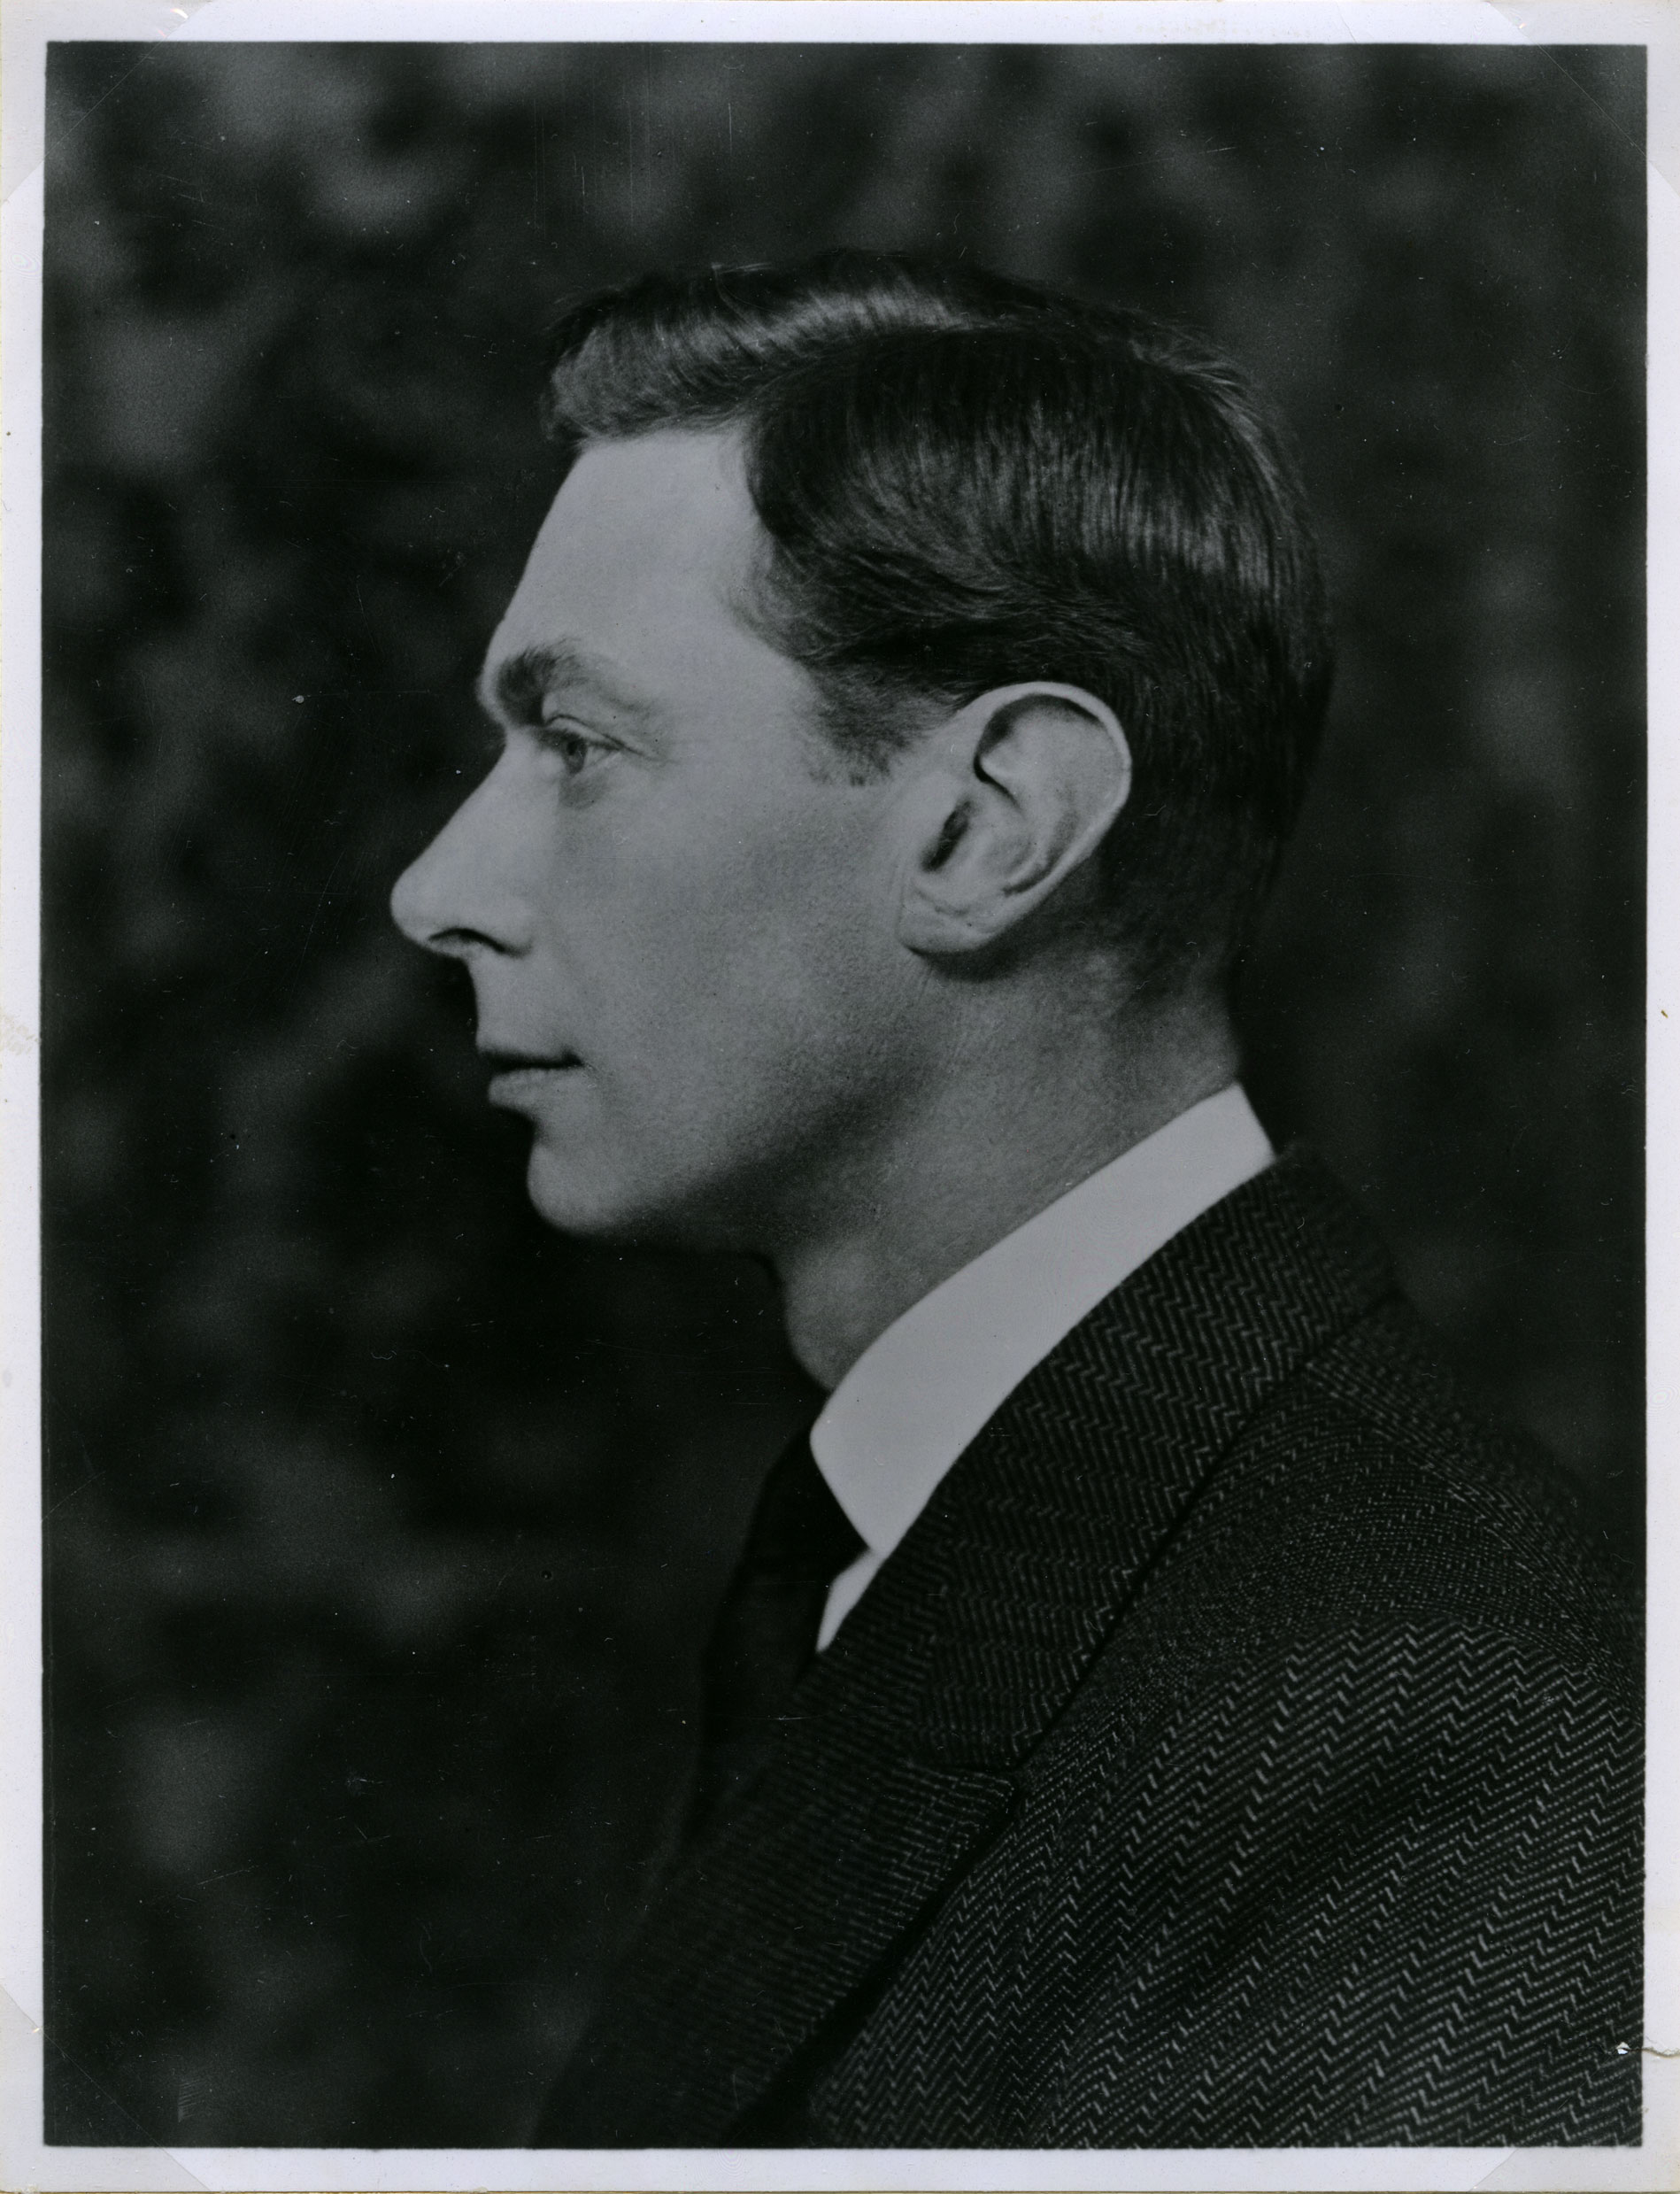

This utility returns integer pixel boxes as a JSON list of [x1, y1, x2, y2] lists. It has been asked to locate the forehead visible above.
[[482, 429, 778, 718]]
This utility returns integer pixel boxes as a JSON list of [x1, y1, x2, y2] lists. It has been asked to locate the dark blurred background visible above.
[[42, 40, 1644, 2147]]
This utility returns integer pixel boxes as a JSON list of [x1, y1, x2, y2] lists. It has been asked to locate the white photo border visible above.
[[3, 4, 1673, 2188]]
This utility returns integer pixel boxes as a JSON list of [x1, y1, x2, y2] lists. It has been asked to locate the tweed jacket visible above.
[[535, 1151, 1642, 2148]]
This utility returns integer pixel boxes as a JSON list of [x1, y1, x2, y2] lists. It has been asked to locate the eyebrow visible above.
[[478, 640, 666, 736]]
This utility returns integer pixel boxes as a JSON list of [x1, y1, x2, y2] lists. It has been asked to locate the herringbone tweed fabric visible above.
[[533, 1152, 1642, 2150]]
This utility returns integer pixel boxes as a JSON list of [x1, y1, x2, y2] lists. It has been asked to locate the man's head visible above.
[[391, 253, 1330, 1255]]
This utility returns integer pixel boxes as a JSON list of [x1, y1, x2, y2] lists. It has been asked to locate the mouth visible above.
[[479, 1047, 585, 1102]]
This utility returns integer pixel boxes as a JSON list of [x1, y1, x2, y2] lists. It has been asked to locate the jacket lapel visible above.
[[534, 1151, 1395, 2147]]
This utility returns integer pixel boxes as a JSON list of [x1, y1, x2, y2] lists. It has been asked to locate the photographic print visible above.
[[1, 4, 1669, 2186]]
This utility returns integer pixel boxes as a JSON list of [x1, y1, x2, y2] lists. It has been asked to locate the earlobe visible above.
[[896, 683, 1131, 958]]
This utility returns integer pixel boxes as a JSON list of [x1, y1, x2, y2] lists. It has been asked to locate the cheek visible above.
[[562, 806, 899, 1093]]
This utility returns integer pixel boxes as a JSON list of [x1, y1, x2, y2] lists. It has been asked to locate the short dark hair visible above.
[[541, 252, 1332, 995]]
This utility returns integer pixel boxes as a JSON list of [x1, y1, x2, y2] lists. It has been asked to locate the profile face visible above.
[[390, 429, 928, 1251]]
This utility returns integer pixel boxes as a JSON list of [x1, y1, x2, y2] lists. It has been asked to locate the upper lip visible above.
[[478, 1046, 582, 1070]]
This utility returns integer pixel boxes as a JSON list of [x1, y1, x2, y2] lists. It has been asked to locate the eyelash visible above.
[[543, 724, 602, 776], [526, 718, 618, 782], [480, 717, 618, 782]]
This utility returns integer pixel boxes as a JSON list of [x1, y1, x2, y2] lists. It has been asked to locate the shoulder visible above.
[[1047, 1274, 1638, 1733], [1046, 1288, 1638, 1778], [1148, 1293, 1634, 1673], [976, 1306, 1642, 2144]]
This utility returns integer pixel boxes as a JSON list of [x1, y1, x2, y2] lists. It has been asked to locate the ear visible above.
[[896, 683, 1132, 956]]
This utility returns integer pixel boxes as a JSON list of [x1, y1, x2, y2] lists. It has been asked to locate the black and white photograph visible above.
[[0, 3, 1672, 2185]]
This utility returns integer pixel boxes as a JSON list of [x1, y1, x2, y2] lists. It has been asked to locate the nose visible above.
[[390, 761, 536, 959]]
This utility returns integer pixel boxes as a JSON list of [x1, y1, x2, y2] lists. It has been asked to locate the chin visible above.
[[523, 1146, 646, 1241], [522, 1141, 738, 1253]]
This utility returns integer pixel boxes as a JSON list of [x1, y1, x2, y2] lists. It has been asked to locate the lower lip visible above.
[[487, 1062, 584, 1106]]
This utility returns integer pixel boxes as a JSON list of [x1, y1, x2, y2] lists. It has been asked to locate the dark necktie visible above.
[[688, 1427, 866, 1840]]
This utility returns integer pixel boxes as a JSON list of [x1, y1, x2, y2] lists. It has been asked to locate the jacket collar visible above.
[[809, 1082, 1275, 1572], [534, 1149, 1395, 2147]]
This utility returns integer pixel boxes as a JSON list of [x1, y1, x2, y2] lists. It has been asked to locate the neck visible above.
[[773, 987, 1240, 1389]]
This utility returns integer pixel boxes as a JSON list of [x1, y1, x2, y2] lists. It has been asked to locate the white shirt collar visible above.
[[809, 1084, 1274, 1647]]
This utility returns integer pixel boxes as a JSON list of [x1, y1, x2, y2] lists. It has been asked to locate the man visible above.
[[389, 253, 1640, 2147]]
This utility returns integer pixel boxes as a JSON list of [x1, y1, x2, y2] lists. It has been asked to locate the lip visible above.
[[480, 1047, 585, 1103]]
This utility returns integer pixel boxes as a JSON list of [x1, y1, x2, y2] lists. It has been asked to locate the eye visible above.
[[539, 720, 612, 778]]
